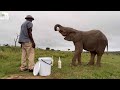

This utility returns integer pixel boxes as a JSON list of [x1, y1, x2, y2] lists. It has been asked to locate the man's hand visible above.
[[28, 28, 35, 48], [32, 42, 36, 48]]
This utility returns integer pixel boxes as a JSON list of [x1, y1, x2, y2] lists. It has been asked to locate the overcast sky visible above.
[[0, 11, 120, 51]]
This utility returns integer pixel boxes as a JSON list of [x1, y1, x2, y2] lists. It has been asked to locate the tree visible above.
[[51, 49, 55, 51], [68, 49, 70, 51], [3, 44, 10, 47], [14, 33, 19, 47], [46, 47, 50, 50]]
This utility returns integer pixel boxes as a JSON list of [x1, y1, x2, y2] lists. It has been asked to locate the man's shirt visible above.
[[18, 20, 33, 43]]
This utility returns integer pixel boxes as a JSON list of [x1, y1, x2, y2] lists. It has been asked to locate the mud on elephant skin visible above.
[[54, 24, 108, 67]]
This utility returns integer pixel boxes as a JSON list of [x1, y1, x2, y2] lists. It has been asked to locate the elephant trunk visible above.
[[54, 24, 62, 31]]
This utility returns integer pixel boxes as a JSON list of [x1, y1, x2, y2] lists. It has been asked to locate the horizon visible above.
[[0, 11, 120, 51]]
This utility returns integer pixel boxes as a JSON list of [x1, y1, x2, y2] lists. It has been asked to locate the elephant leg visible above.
[[88, 52, 96, 65], [71, 50, 79, 66], [96, 54, 103, 67], [77, 52, 82, 65], [71, 42, 82, 66]]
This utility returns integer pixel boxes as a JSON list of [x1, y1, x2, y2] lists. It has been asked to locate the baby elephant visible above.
[[54, 24, 108, 66]]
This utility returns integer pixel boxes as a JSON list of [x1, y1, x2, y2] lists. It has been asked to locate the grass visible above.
[[0, 46, 120, 79]]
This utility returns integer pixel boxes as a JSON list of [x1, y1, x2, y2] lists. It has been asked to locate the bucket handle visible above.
[[41, 59, 52, 65]]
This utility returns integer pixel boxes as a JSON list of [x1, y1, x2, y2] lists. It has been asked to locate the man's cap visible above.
[[25, 15, 34, 20]]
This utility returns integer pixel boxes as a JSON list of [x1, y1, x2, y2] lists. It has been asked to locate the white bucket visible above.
[[38, 57, 52, 76]]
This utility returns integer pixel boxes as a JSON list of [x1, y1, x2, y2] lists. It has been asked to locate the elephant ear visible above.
[[73, 31, 82, 42], [65, 31, 82, 42], [64, 31, 76, 41]]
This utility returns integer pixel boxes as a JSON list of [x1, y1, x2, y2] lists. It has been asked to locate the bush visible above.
[[46, 47, 50, 50]]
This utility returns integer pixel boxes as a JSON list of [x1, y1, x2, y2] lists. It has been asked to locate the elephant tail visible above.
[[106, 41, 108, 55]]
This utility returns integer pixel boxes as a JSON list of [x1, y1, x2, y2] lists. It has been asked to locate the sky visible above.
[[0, 11, 120, 51]]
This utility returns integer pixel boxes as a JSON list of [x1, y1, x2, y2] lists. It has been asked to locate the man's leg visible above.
[[20, 43, 28, 71], [27, 42, 35, 71]]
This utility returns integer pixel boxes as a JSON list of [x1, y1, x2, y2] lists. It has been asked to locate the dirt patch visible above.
[[2, 74, 50, 79]]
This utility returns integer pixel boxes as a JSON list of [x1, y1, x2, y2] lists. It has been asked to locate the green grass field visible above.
[[0, 46, 120, 79]]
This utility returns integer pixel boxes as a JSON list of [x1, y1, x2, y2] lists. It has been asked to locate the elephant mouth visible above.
[[63, 35, 67, 36], [63, 35, 67, 39], [61, 34, 67, 39], [62, 33, 67, 37], [60, 32, 67, 36]]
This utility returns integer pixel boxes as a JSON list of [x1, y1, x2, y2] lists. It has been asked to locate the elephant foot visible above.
[[87, 62, 94, 66], [70, 63, 77, 66], [78, 62, 82, 66], [95, 63, 101, 67]]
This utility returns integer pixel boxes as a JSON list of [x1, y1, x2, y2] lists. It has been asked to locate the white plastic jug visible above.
[[38, 57, 52, 76]]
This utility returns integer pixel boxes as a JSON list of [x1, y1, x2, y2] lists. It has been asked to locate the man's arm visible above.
[[28, 27, 35, 48]]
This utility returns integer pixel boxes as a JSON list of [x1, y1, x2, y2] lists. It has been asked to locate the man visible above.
[[18, 15, 35, 72]]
